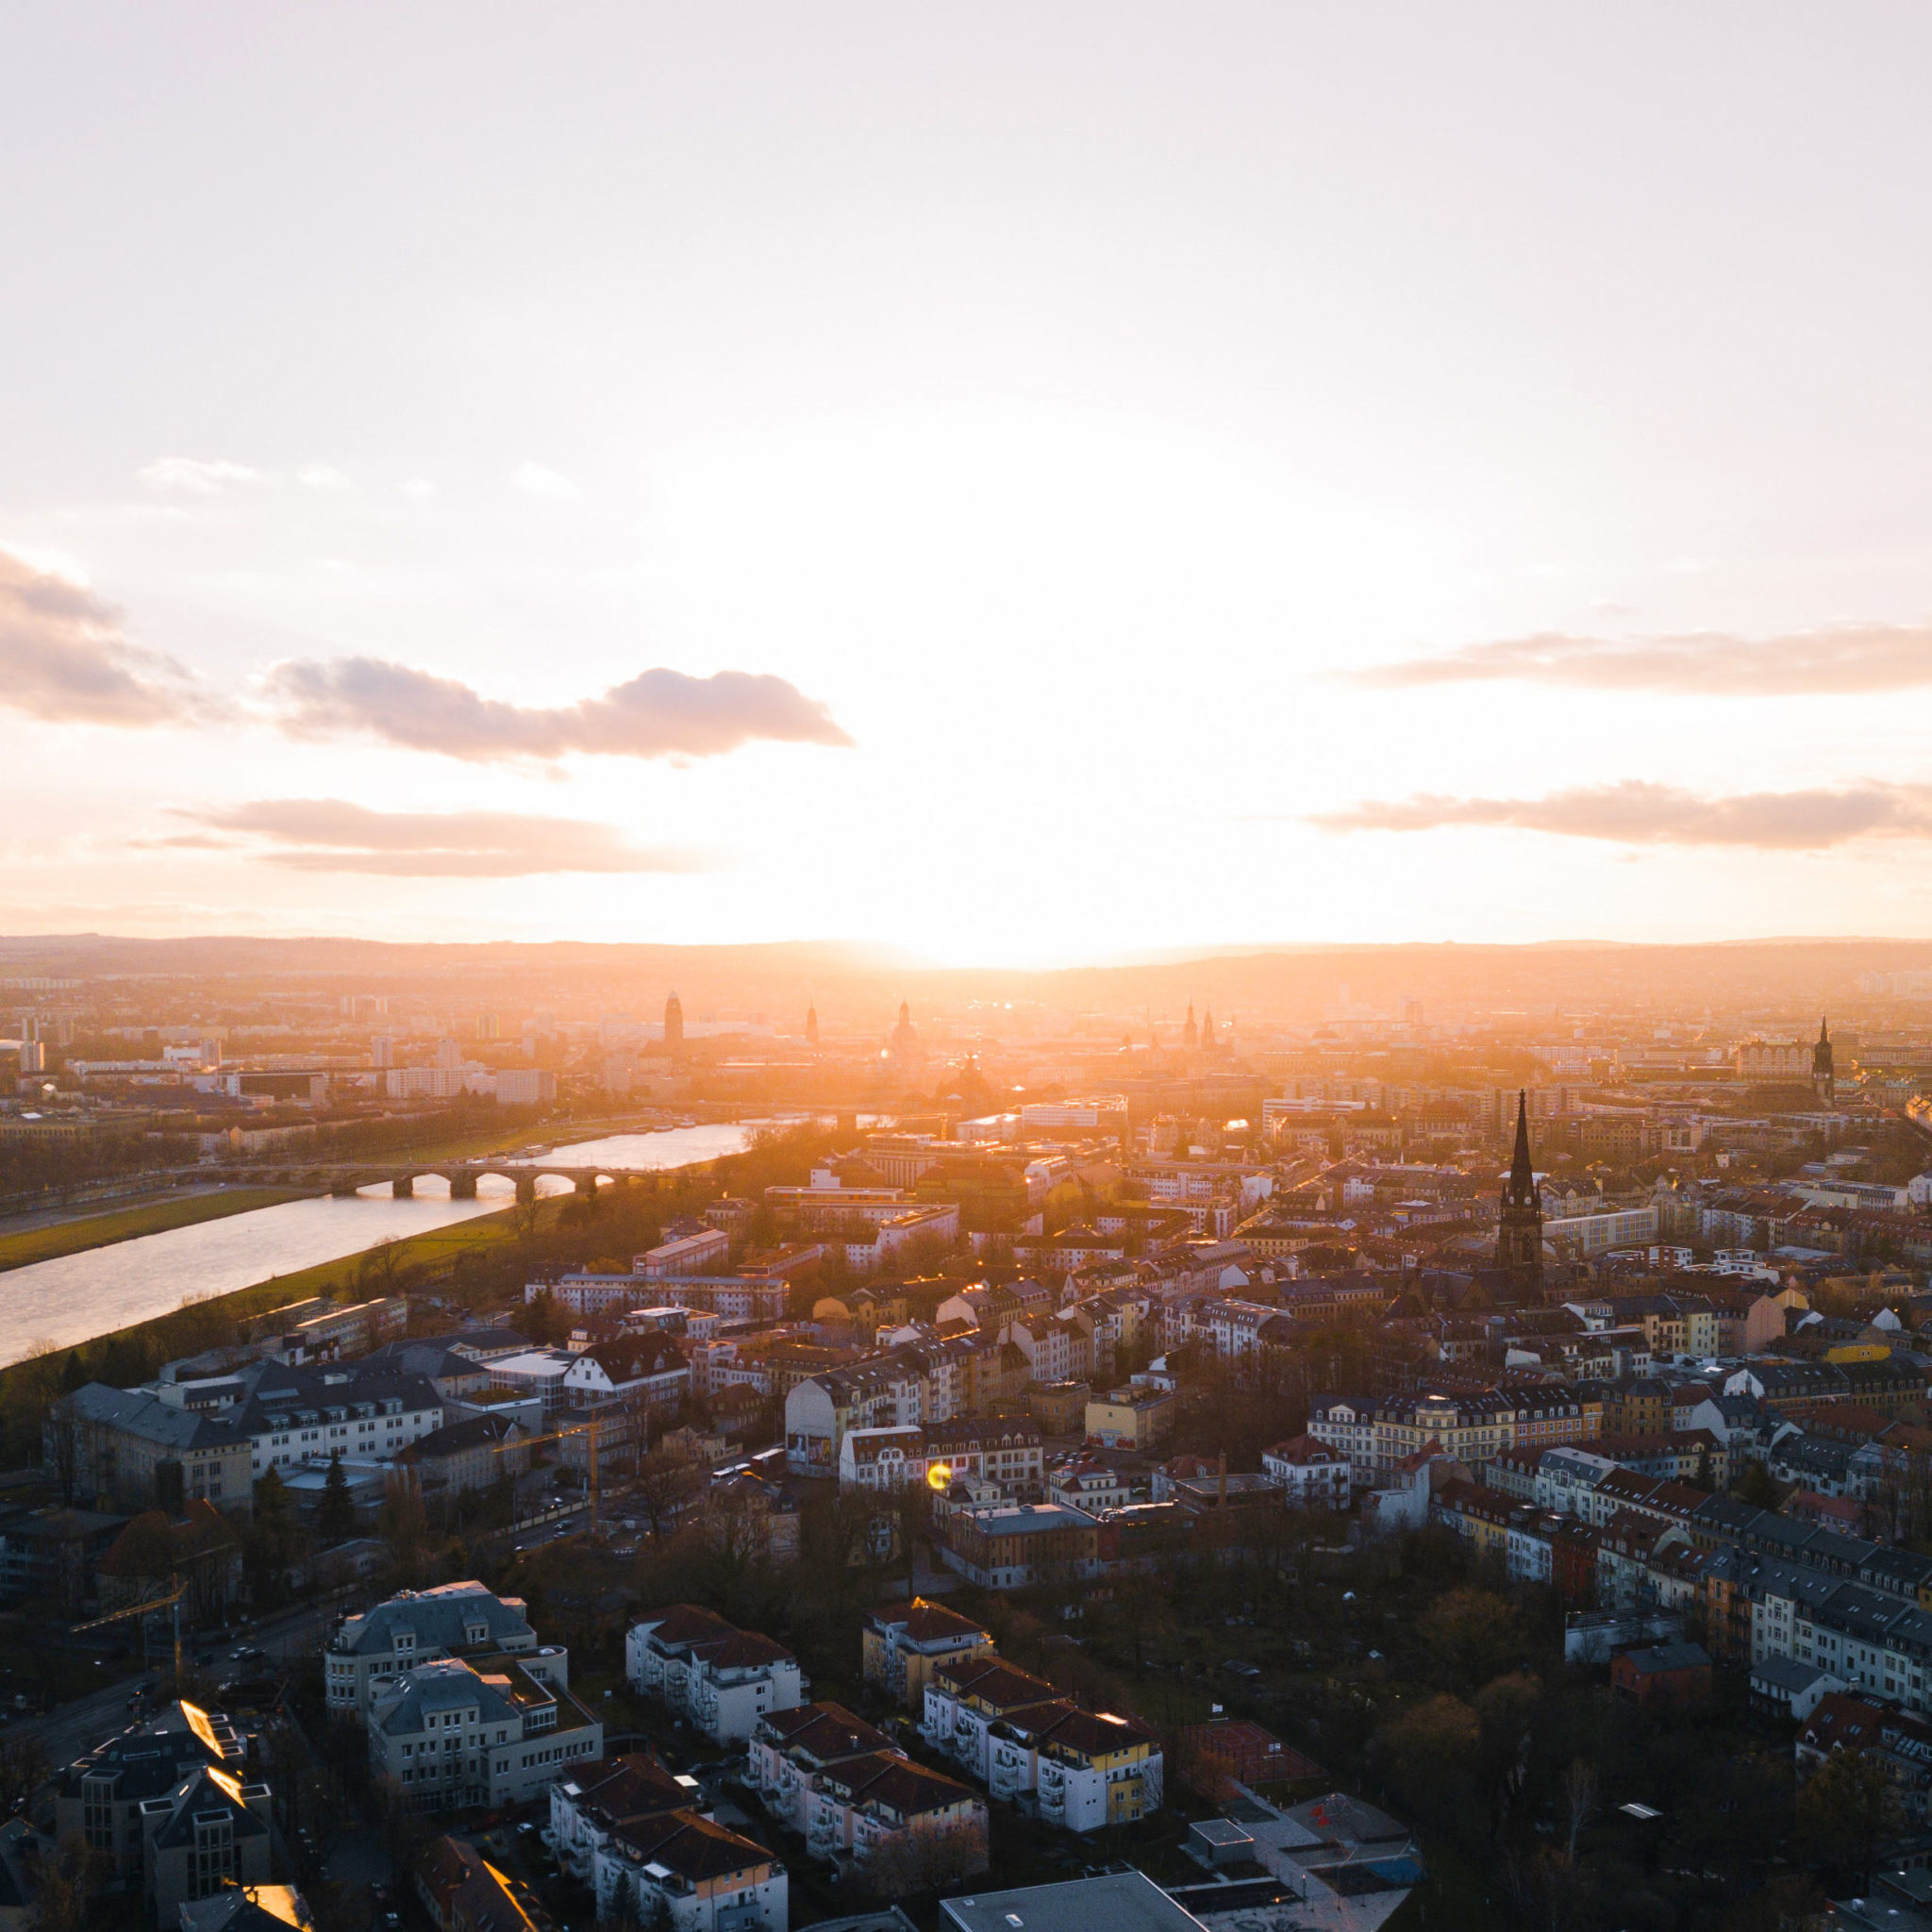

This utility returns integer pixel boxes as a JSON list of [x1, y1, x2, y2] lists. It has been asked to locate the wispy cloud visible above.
[[0, 547, 215, 726], [267, 657, 855, 763], [1309, 780, 1932, 849], [1357, 622, 1932, 694], [137, 457, 266, 495], [513, 462, 580, 500], [174, 798, 710, 875]]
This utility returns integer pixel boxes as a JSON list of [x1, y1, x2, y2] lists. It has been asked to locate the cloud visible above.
[[267, 657, 855, 762], [1309, 779, 1932, 849], [175, 798, 709, 875], [296, 464, 351, 491], [1357, 622, 1932, 694], [514, 462, 580, 499], [137, 457, 265, 494], [0, 546, 213, 725]]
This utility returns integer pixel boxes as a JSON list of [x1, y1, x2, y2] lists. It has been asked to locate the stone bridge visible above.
[[218, 1161, 627, 1204]]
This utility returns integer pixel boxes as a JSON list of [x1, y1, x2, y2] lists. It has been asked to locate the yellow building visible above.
[[861, 1600, 994, 1711]]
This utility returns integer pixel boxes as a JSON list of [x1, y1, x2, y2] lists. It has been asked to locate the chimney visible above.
[[1218, 1451, 1227, 1507]]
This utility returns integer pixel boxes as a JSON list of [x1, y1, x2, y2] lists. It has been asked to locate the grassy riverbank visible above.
[[237, 1201, 537, 1305], [0, 1187, 309, 1275]]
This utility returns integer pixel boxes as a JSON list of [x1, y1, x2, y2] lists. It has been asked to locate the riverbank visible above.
[[0, 1187, 309, 1275]]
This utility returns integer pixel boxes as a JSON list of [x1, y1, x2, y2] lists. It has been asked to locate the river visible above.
[[0, 1120, 759, 1368]]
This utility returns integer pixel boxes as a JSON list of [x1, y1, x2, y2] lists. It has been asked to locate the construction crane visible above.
[[74, 1580, 189, 1683]]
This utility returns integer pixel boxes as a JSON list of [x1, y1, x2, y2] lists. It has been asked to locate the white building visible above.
[[369, 1656, 602, 1810], [325, 1581, 550, 1715], [625, 1607, 804, 1743], [1259, 1436, 1352, 1509]]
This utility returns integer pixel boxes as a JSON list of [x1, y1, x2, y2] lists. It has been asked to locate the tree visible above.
[[858, 1816, 989, 1899], [0, 1732, 51, 1817], [246, 1467, 307, 1607], [1735, 1458, 1784, 1511], [632, 1450, 704, 1541], [1798, 1749, 1904, 1890], [28, 1833, 104, 1932], [524, 1289, 565, 1344], [1371, 1693, 1482, 1844], [1415, 1587, 1526, 1694], [318, 1452, 357, 1543], [379, 1467, 429, 1576], [1558, 1757, 1598, 1861]]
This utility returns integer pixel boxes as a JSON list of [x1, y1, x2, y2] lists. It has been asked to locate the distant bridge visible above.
[[212, 1160, 636, 1204]]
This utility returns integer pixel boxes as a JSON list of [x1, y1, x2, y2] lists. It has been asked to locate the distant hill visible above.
[[3, 931, 1929, 1030]]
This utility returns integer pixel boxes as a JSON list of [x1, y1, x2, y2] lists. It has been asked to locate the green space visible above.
[[0, 1187, 308, 1274]]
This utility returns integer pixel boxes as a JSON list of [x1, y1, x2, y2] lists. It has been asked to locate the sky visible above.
[[6, 3, 1932, 964]]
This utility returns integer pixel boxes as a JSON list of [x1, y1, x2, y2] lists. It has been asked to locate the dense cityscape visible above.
[[1, 939, 1931, 1929], [8, 7, 1930, 1932]]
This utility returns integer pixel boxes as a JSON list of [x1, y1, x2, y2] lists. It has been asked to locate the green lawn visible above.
[[0, 1187, 308, 1274]]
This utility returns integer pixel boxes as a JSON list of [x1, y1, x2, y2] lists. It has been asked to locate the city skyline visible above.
[[8, 5, 1932, 962]]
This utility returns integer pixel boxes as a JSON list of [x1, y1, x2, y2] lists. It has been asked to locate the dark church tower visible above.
[[1496, 1090, 1544, 1298], [1813, 1017, 1834, 1108], [663, 990, 684, 1051]]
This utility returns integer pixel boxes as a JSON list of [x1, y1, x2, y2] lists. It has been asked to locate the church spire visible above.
[[1508, 1089, 1535, 1192], [1495, 1089, 1543, 1301]]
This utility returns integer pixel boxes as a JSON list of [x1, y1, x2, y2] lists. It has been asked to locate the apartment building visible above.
[[416, 1838, 548, 1932], [559, 1338, 690, 1414], [325, 1581, 546, 1714], [922, 1656, 1163, 1834], [369, 1655, 603, 1809], [625, 1607, 804, 1742], [58, 1701, 247, 1879], [1307, 1386, 1599, 1480], [1260, 1436, 1353, 1509], [940, 1503, 1100, 1591], [593, 1807, 788, 1932], [923, 1657, 1062, 1780], [747, 1703, 894, 1835], [837, 1419, 1045, 1499], [1084, 1386, 1174, 1451], [53, 1386, 254, 1516], [861, 1602, 993, 1710], [985, 1702, 1163, 1833], [1047, 1463, 1133, 1513], [550, 1753, 697, 1880], [139, 1764, 275, 1923], [801, 1750, 988, 1878]]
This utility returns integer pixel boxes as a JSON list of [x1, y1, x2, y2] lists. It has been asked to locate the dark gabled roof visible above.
[[826, 1752, 978, 1818], [568, 1753, 688, 1828], [577, 1336, 686, 1384], [757, 1701, 889, 1764], [402, 1413, 526, 1459], [144, 1766, 270, 1851], [688, 1630, 794, 1672], [230, 1363, 444, 1437], [867, 1599, 991, 1643], [609, 1809, 773, 1882], [938, 1657, 1059, 1711], [62, 1386, 247, 1453], [632, 1604, 737, 1649]]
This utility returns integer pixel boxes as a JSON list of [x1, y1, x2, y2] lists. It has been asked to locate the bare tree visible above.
[[1559, 1757, 1598, 1860]]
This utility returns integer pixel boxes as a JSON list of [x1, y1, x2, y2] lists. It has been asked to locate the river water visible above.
[[0, 1121, 758, 1368]]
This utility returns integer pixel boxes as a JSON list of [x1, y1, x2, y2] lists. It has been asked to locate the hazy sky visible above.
[[7, 4, 1932, 962]]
